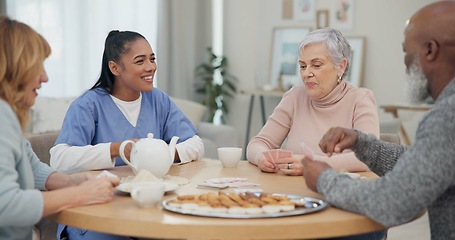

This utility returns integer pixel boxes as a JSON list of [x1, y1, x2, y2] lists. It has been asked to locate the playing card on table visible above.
[[228, 181, 261, 188], [300, 142, 314, 160], [205, 177, 248, 184], [199, 177, 260, 189]]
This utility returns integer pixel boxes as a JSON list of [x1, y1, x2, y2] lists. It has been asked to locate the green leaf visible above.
[[194, 46, 238, 124]]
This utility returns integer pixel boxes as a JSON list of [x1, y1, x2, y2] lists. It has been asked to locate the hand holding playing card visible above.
[[259, 149, 293, 173], [265, 149, 293, 164], [259, 151, 278, 172], [301, 142, 330, 192], [262, 149, 306, 176], [276, 149, 293, 160], [300, 142, 314, 161]]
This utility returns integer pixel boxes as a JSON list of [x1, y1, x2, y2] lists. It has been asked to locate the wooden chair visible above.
[[380, 133, 401, 144], [379, 119, 402, 135], [27, 132, 60, 240]]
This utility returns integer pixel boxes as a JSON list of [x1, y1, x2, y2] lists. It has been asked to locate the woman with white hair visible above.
[[247, 26, 384, 240], [248, 27, 379, 176]]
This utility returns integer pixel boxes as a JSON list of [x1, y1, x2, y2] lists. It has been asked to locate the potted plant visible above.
[[195, 47, 237, 124]]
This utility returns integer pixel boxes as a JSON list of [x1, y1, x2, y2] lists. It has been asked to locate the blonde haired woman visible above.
[[0, 17, 119, 239]]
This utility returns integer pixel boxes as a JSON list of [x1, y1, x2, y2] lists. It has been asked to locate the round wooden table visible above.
[[47, 159, 385, 239]]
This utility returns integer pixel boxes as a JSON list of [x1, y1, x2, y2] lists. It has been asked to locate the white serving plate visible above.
[[161, 193, 328, 218]]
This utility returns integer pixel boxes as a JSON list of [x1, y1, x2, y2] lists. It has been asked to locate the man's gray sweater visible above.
[[318, 78, 455, 240]]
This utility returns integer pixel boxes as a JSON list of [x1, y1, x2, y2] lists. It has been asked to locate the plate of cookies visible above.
[[161, 191, 328, 218]]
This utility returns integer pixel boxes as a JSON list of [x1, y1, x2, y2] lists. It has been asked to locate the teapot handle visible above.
[[119, 140, 138, 172]]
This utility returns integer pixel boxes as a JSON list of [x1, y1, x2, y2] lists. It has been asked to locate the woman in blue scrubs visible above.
[[51, 30, 204, 240]]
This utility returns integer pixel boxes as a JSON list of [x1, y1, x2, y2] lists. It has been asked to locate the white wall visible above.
[[222, 0, 436, 149]]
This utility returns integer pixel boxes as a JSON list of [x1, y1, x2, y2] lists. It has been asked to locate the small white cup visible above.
[[218, 147, 242, 168], [130, 182, 165, 208]]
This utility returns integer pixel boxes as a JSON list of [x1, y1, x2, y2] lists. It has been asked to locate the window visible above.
[[7, 0, 158, 97]]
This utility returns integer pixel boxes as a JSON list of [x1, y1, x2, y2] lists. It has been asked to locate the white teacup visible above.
[[218, 147, 242, 168], [130, 182, 165, 208]]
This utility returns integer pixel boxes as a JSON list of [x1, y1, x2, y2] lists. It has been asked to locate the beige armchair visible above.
[[170, 97, 239, 158], [27, 133, 59, 240]]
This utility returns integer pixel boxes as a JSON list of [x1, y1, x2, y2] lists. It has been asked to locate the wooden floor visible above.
[[388, 212, 430, 240]]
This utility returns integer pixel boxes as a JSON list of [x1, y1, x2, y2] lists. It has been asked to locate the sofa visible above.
[[27, 96, 239, 240], [28, 96, 240, 159]]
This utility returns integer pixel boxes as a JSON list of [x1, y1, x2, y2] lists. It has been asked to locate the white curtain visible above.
[[6, 0, 158, 98], [156, 0, 212, 100], [0, 0, 6, 16], [6, 0, 212, 101]]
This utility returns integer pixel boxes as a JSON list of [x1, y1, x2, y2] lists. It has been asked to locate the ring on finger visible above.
[[287, 162, 292, 169]]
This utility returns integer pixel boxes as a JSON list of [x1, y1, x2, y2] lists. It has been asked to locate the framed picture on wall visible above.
[[331, 0, 354, 30], [345, 36, 365, 87], [316, 9, 329, 29], [293, 0, 316, 21], [270, 26, 311, 91]]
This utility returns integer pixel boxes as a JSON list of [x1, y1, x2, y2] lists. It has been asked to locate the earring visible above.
[[337, 75, 342, 83]]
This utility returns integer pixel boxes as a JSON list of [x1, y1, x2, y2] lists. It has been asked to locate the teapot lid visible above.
[[147, 133, 154, 139]]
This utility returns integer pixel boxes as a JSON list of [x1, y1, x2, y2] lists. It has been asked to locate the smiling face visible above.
[[110, 38, 156, 101], [298, 43, 345, 100]]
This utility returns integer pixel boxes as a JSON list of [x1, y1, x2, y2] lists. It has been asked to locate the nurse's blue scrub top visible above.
[[56, 87, 197, 166]]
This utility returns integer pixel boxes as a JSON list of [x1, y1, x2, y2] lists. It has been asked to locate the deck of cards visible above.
[[198, 177, 260, 189], [262, 149, 293, 163]]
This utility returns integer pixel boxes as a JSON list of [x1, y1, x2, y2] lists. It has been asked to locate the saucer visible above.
[[116, 182, 178, 194]]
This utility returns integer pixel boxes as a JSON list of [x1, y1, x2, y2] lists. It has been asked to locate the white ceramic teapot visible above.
[[119, 133, 179, 178]]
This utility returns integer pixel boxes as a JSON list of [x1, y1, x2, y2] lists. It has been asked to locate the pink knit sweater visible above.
[[247, 82, 379, 172]]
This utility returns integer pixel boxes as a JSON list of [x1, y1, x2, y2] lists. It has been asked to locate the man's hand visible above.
[[302, 157, 331, 192], [319, 127, 359, 157]]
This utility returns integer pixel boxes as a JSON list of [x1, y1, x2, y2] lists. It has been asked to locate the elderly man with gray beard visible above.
[[302, 1, 455, 240]]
